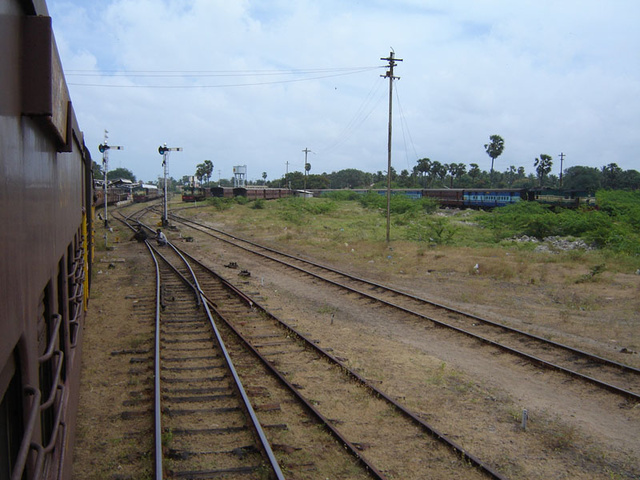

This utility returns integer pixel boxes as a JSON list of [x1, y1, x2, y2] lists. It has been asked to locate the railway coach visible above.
[[133, 184, 160, 203], [210, 186, 292, 200], [1, 2, 94, 479], [181, 185, 206, 202], [317, 187, 593, 209]]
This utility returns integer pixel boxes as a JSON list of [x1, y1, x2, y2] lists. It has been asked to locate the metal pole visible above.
[[163, 152, 168, 226], [302, 148, 310, 195], [103, 149, 108, 228], [158, 144, 182, 226], [99, 137, 123, 249]]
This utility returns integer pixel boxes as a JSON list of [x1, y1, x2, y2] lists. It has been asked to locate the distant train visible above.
[[133, 184, 161, 203], [182, 186, 207, 202], [316, 188, 596, 209], [94, 185, 128, 207], [229, 187, 292, 200], [182, 186, 293, 202]]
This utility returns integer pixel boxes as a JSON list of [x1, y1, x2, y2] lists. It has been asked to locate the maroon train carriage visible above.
[[243, 187, 292, 200], [210, 186, 234, 198], [1, 3, 94, 479], [94, 187, 128, 207], [181, 186, 206, 202], [421, 189, 465, 207], [133, 184, 160, 203], [211, 187, 291, 200]]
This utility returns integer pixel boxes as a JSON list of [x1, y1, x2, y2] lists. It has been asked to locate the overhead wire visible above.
[[66, 66, 383, 88], [65, 66, 378, 77], [394, 81, 420, 174], [316, 75, 387, 156]]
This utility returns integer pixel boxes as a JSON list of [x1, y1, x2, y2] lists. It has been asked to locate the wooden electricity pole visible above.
[[381, 50, 402, 243]]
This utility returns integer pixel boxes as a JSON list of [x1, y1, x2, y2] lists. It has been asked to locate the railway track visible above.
[[118, 212, 509, 479], [148, 241, 285, 478], [167, 212, 640, 403]]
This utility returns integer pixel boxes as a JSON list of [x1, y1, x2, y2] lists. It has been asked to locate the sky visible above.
[[47, 0, 640, 184]]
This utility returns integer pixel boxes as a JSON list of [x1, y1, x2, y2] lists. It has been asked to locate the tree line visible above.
[[93, 134, 639, 193], [268, 161, 639, 192], [267, 135, 639, 192]]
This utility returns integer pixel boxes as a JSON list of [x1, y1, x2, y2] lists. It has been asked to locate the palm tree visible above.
[[534, 154, 553, 187], [484, 135, 505, 184], [416, 157, 431, 187], [448, 163, 467, 188], [203, 160, 214, 185]]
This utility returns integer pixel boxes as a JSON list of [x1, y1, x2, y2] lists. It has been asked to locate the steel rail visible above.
[[124, 212, 390, 478], [175, 251, 393, 480], [169, 213, 640, 401], [150, 240, 285, 480], [116, 214, 277, 478], [170, 213, 639, 374], [176, 245, 509, 480], [145, 243, 163, 480]]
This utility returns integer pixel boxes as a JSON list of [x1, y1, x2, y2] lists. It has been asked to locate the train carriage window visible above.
[[38, 283, 56, 446], [1, 353, 24, 479], [57, 258, 68, 381]]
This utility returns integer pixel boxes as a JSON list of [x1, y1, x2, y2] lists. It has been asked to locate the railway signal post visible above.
[[98, 136, 123, 229], [158, 144, 183, 226], [302, 148, 311, 196]]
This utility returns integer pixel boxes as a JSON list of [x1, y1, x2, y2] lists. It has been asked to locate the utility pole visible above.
[[302, 148, 311, 195], [559, 152, 565, 188], [158, 143, 183, 226], [381, 50, 402, 243]]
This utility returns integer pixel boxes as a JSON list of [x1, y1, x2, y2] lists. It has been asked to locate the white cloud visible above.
[[48, 0, 640, 182]]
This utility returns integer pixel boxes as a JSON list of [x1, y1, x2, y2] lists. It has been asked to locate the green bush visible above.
[[208, 197, 233, 211], [418, 197, 439, 214], [477, 191, 640, 255], [405, 217, 457, 244], [479, 202, 558, 239], [322, 190, 361, 201], [357, 192, 438, 216], [276, 197, 338, 225], [555, 209, 612, 238], [358, 192, 385, 210]]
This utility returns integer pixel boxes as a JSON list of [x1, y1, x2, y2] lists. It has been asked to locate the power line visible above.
[[67, 66, 383, 88], [394, 82, 420, 173], [317, 76, 386, 155], [66, 66, 380, 77]]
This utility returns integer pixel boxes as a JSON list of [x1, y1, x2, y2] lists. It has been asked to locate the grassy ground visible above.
[[175, 195, 640, 361], [193, 195, 640, 274]]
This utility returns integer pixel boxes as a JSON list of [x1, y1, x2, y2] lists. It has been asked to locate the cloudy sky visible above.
[[47, 0, 639, 184]]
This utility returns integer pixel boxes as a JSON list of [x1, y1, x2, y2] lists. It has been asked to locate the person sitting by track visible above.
[[156, 228, 168, 246], [131, 225, 148, 243]]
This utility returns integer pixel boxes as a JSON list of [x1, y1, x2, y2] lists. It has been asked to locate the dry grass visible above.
[[182, 197, 640, 362]]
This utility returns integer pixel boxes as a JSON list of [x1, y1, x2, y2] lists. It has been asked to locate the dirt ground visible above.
[[74, 207, 640, 479]]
